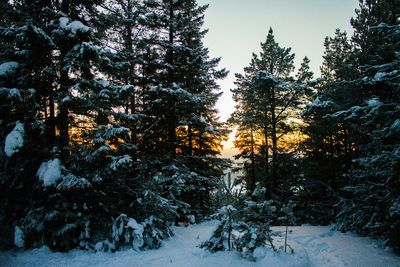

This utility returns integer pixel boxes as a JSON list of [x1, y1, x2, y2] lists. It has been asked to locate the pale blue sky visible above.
[[197, 0, 360, 122]]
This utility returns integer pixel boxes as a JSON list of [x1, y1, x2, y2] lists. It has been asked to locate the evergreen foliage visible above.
[[1, 0, 400, 257], [230, 28, 310, 203], [201, 184, 281, 261], [228, 0, 400, 255], [0, 0, 228, 252], [300, 0, 400, 252]]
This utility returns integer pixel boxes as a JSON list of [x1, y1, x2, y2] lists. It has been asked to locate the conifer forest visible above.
[[1, 0, 400, 264]]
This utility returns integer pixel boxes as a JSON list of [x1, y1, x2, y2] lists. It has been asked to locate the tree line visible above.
[[1, 0, 399, 256], [229, 0, 400, 253], [0, 0, 229, 251]]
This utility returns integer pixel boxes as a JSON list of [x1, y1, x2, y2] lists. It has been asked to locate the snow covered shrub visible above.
[[278, 201, 296, 225], [234, 222, 275, 260], [234, 190, 278, 260], [22, 203, 83, 251], [20, 169, 112, 252], [214, 171, 243, 208], [292, 177, 337, 225], [112, 214, 174, 250], [21, 192, 100, 252], [148, 158, 218, 224], [200, 205, 237, 252], [94, 239, 116, 252], [277, 201, 296, 253], [142, 216, 173, 249], [201, 184, 280, 260], [112, 214, 144, 250], [14, 226, 24, 248]]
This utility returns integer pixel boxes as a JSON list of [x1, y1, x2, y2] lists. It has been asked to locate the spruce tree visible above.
[[140, 0, 229, 220], [0, 0, 57, 249], [332, 0, 400, 252], [301, 0, 400, 251]]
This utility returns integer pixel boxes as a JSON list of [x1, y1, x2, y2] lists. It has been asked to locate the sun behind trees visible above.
[[226, 0, 400, 255], [1, 0, 400, 259], [230, 28, 313, 197]]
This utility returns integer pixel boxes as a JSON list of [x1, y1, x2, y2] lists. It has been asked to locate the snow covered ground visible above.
[[1, 221, 400, 267]]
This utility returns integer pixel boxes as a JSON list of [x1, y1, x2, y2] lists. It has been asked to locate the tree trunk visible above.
[[167, 0, 176, 157], [271, 127, 277, 186], [329, 132, 336, 189], [58, 66, 70, 162], [250, 126, 256, 192], [188, 125, 193, 156], [58, 0, 71, 162], [47, 93, 56, 148], [125, 1, 137, 159], [270, 104, 277, 190], [264, 126, 270, 199]]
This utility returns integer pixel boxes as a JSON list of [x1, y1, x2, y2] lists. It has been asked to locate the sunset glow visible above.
[[198, 0, 359, 156]]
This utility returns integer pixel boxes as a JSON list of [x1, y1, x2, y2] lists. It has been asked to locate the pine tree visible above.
[[200, 205, 237, 252], [1, 0, 147, 251], [297, 29, 360, 224], [234, 184, 277, 259], [0, 0, 56, 249], [296, 56, 314, 84], [231, 28, 307, 200], [228, 110, 261, 193], [139, 0, 229, 220], [201, 184, 278, 260], [301, 0, 400, 251], [333, 0, 400, 253]]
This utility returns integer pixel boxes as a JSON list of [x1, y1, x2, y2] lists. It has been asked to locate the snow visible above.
[[14, 226, 24, 248], [309, 96, 335, 109], [220, 205, 236, 213], [373, 70, 399, 81], [257, 70, 280, 84], [374, 71, 387, 80], [4, 121, 24, 157], [1, 221, 399, 266], [68, 20, 90, 34], [37, 158, 63, 187], [96, 80, 110, 87], [57, 174, 92, 190], [0, 61, 19, 76], [391, 119, 400, 131], [127, 218, 144, 251], [148, 85, 201, 103], [110, 155, 132, 171], [59, 17, 91, 34], [62, 96, 71, 103], [367, 97, 382, 107], [127, 219, 143, 232], [121, 85, 133, 91]]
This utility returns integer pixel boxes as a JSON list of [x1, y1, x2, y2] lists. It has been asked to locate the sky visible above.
[[196, 0, 360, 157]]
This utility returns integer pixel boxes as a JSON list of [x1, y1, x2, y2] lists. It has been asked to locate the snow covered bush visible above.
[[234, 222, 275, 260], [200, 205, 237, 252], [234, 187, 278, 260], [14, 226, 24, 248], [201, 186, 280, 260], [111, 214, 174, 251], [20, 188, 110, 252], [142, 216, 173, 249], [112, 214, 144, 250]]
